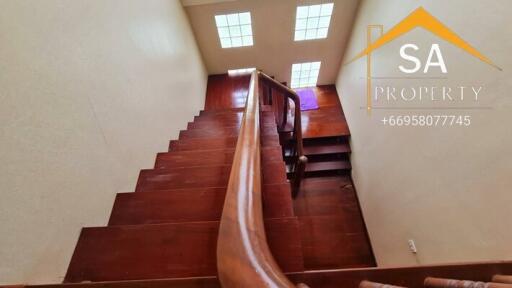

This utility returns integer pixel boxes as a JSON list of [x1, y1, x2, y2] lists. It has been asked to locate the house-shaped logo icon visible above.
[[346, 7, 501, 70], [344, 7, 501, 112]]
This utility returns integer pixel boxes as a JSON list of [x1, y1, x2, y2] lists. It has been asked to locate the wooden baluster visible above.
[[267, 83, 273, 105], [360, 280, 407, 288], [257, 70, 307, 197], [493, 275, 512, 284], [425, 277, 512, 288]]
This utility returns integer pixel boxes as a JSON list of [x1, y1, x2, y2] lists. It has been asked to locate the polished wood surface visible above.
[[287, 261, 512, 288], [64, 218, 303, 282], [109, 183, 293, 226], [424, 277, 512, 288], [293, 176, 375, 270], [155, 146, 282, 168], [135, 165, 232, 192], [59, 71, 303, 285], [205, 74, 250, 110], [31, 277, 221, 288], [12, 73, 509, 288], [297, 86, 350, 139], [20, 261, 512, 288], [494, 275, 512, 284], [359, 280, 406, 288], [65, 222, 219, 282], [216, 71, 297, 287]]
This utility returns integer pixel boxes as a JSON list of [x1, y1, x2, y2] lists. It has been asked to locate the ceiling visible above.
[[182, 0, 360, 85]]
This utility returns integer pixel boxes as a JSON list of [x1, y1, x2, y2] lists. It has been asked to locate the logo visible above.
[[345, 7, 501, 114]]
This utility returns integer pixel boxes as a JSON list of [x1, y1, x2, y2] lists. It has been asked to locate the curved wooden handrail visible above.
[[258, 71, 307, 197], [217, 71, 297, 287]]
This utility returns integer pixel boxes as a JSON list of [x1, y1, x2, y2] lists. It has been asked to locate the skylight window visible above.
[[294, 3, 334, 41], [228, 67, 256, 75], [215, 12, 253, 48], [290, 62, 321, 88]]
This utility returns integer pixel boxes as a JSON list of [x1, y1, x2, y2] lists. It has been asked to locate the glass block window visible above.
[[290, 62, 321, 88], [294, 3, 334, 41], [215, 12, 253, 48]]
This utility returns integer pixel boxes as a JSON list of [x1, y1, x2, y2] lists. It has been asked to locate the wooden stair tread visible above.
[[137, 161, 287, 192], [135, 165, 232, 192], [188, 121, 242, 129], [179, 125, 277, 139], [156, 146, 282, 168], [109, 183, 294, 225], [193, 111, 275, 121], [188, 120, 277, 129], [64, 218, 304, 282], [302, 122, 350, 139], [155, 149, 234, 168], [169, 136, 280, 151], [199, 108, 245, 116], [303, 143, 351, 156], [169, 137, 237, 151], [193, 114, 243, 122], [293, 176, 360, 218], [298, 215, 376, 270]]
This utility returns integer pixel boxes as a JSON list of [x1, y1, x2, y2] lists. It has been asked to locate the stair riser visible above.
[[285, 153, 349, 164]]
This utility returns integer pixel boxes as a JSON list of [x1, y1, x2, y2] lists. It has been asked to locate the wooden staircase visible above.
[[4, 72, 512, 288], [63, 107, 304, 283]]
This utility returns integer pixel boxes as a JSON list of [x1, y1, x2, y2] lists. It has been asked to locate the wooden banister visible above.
[[424, 277, 512, 288], [258, 71, 307, 197], [216, 71, 298, 287], [359, 280, 406, 288], [494, 275, 512, 284]]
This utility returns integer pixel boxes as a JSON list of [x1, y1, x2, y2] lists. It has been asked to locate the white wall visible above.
[[336, 0, 512, 266], [184, 0, 360, 85], [0, 0, 207, 284]]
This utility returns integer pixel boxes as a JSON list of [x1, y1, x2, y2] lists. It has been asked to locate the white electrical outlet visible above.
[[408, 239, 417, 253]]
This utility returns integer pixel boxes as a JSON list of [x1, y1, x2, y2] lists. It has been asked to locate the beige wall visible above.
[[336, 0, 512, 266], [0, 0, 206, 284], [184, 0, 359, 85]]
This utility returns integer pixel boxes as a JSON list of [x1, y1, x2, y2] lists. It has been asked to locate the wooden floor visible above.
[[205, 74, 250, 110], [293, 85, 375, 270], [204, 75, 349, 139], [298, 85, 350, 138], [205, 74, 376, 271]]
